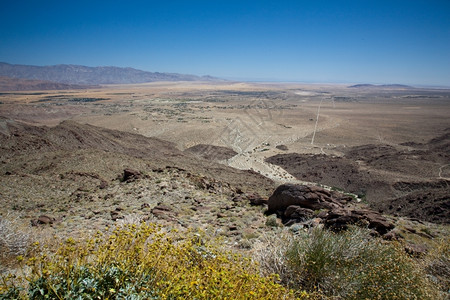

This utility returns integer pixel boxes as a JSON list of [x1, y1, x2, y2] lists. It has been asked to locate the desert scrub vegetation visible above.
[[0, 223, 300, 299], [423, 237, 450, 295], [253, 226, 443, 299], [0, 215, 33, 265]]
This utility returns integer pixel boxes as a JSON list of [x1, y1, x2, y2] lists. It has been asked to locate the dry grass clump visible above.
[[0, 214, 32, 263], [253, 226, 442, 299], [0, 223, 301, 299]]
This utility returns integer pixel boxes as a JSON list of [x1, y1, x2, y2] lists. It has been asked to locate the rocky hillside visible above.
[[0, 117, 272, 194], [266, 130, 450, 224], [0, 117, 277, 242], [0, 62, 220, 85]]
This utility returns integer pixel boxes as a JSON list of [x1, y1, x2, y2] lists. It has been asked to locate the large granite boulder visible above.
[[268, 184, 343, 213]]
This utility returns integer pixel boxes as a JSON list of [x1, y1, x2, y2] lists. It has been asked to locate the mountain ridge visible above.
[[348, 83, 413, 89], [0, 76, 95, 91], [0, 62, 221, 85]]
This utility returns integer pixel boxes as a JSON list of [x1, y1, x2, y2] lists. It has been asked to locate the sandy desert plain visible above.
[[0, 81, 449, 297]]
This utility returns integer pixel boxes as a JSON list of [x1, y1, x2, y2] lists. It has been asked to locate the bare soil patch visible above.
[[184, 144, 237, 161]]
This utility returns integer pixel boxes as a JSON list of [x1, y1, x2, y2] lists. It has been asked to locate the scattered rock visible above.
[[383, 229, 403, 241], [152, 204, 172, 212], [247, 193, 267, 206], [99, 180, 108, 189], [228, 225, 238, 231], [268, 184, 396, 236], [110, 210, 123, 221], [151, 204, 177, 221], [405, 244, 428, 257], [325, 208, 394, 235], [415, 231, 434, 239], [217, 212, 227, 218], [192, 176, 225, 193], [276, 145, 288, 151], [122, 168, 142, 182], [103, 193, 114, 200], [317, 210, 329, 219], [31, 215, 55, 226], [232, 195, 246, 203]]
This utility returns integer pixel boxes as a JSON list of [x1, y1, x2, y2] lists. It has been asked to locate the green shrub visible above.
[[254, 226, 441, 299], [265, 215, 279, 227], [287, 227, 439, 299]]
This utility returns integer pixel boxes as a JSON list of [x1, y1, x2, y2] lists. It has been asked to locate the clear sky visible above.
[[1, 0, 449, 86]]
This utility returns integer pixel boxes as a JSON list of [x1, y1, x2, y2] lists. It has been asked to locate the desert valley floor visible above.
[[0, 81, 449, 243]]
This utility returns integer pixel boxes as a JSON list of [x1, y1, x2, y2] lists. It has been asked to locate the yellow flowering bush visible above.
[[0, 223, 302, 299]]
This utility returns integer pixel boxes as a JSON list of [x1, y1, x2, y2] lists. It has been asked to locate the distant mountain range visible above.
[[0, 76, 94, 91], [348, 84, 413, 89], [0, 62, 220, 85]]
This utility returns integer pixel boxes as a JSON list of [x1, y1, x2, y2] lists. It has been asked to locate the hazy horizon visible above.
[[1, 1, 449, 86]]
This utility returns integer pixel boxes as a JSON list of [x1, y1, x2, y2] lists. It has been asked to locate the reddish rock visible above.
[[122, 168, 142, 182], [151, 204, 177, 221], [325, 209, 394, 235], [247, 193, 268, 206], [350, 209, 395, 234]]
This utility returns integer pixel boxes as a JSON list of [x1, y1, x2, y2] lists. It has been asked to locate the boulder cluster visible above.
[[267, 184, 395, 236]]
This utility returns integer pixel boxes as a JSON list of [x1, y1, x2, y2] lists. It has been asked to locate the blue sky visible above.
[[1, 0, 449, 86]]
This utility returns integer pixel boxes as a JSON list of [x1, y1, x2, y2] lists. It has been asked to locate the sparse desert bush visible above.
[[265, 214, 279, 227], [252, 230, 295, 285], [253, 226, 441, 299], [424, 237, 450, 298], [0, 214, 32, 261], [0, 223, 300, 299], [115, 213, 145, 226]]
